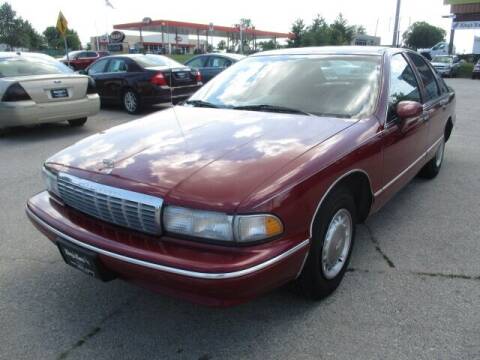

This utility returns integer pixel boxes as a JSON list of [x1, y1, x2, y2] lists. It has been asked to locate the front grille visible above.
[[57, 173, 163, 235]]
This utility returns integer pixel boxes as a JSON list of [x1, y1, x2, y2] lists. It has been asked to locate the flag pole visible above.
[[63, 35, 70, 66]]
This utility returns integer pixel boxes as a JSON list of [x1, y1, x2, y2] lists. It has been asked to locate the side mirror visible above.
[[396, 100, 423, 120]]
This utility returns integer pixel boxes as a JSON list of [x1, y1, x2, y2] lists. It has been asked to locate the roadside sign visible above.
[[452, 20, 480, 29], [56, 11, 68, 35], [444, 0, 480, 4]]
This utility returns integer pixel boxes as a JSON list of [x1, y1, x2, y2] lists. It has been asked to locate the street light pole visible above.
[[392, 0, 401, 47]]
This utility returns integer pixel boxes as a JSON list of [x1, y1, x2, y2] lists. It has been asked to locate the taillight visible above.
[[195, 70, 202, 83], [87, 77, 97, 94], [2, 83, 31, 102], [150, 72, 167, 86]]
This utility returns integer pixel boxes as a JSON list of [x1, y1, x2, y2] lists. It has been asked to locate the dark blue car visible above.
[[185, 53, 245, 83]]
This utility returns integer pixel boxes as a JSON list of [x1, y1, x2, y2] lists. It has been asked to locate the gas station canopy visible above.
[[113, 19, 293, 40]]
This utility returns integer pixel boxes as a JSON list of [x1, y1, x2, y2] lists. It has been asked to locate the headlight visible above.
[[163, 206, 283, 243], [42, 166, 60, 198]]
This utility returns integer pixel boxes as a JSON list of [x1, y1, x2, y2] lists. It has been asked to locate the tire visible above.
[[122, 89, 142, 114], [68, 118, 87, 127], [296, 187, 357, 300], [419, 136, 445, 179]]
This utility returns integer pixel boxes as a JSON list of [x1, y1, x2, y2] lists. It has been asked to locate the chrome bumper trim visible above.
[[26, 206, 309, 280]]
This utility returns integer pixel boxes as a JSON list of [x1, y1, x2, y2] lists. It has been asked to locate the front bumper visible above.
[[434, 67, 452, 76], [26, 192, 309, 306], [0, 94, 100, 128]]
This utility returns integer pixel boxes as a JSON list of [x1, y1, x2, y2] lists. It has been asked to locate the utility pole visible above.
[[392, 0, 401, 47]]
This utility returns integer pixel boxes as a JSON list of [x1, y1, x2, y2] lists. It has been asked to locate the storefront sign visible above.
[[452, 20, 480, 29], [109, 31, 125, 43]]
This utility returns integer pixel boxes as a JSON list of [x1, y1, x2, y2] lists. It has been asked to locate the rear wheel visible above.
[[68, 118, 87, 127], [296, 187, 356, 300], [122, 89, 141, 114], [419, 136, 445, 179]]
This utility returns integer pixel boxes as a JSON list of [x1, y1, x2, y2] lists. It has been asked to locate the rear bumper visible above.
[[143, 84, 201, 105], [0, 94, 100, 127], [26, 191, 309, 306]]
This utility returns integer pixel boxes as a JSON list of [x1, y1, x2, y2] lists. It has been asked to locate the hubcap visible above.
[[435, 139, 445, 168], [124, 92, 137, 112], [321, 208, 353, 280]]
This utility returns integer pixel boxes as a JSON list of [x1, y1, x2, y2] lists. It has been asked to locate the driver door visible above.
[[379, 53, 429, 200]]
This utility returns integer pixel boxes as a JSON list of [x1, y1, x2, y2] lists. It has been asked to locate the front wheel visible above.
[[419, 137, 445, 179], [122, 89, 142, 114], [68, 118, 87, 127], [296, 187, 356, 300]]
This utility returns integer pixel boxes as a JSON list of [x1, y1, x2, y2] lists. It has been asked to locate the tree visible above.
[[287, 19, 305, 48], [287, 14, 366, 48], [258, 40, 277, 51], [0, 3, 45, 50], [403, 22, 446, 50], [43, 26, 81, 50], [217, 39, 226, 51]]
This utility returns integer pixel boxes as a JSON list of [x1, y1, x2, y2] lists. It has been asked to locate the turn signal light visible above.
[[2, 82, 31, 101], [150, 72, 167, 86]]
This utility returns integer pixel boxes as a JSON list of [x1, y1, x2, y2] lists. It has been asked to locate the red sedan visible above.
[[60, 51, 109, 71], [27, 47, 455, 306]]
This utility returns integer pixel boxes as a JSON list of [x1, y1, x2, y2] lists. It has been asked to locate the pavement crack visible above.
[[363, 223, 396, 268], [56, 296, 135, 360], [348, 267, 480, 281]]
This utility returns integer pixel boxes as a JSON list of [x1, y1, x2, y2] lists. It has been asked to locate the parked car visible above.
[[184, 53, 245, 83], [472, 60, 480, 79], [83, 54, 202, 114], [27, 47, 455, 306], [431, 55, 462, 77], [0, 52, 100, 129], [60, 51, 109, 71], [418, 42, 453, 59]]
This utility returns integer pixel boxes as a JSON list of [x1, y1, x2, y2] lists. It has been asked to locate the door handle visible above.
[[439, 99, 448, 109], [421, 111, 430, 122]]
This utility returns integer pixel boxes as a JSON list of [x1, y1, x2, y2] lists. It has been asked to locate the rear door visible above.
[[102, 58, 130, 99], [381, 53, 430, 195], [406, 52, 450, 150], [202, 56, 232, 82]]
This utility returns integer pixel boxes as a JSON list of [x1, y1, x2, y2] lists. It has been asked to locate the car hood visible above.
[[47, 106, 356, 211]]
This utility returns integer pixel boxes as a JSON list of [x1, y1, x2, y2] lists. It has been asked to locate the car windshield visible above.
[[0, 56, 73, 77], [187, 55, 381, 118], [133, 54, 183, 68], [433, 56, 453, 64]]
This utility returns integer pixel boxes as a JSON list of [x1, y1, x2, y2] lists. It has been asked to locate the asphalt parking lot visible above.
[[1, 79, 479, 360]]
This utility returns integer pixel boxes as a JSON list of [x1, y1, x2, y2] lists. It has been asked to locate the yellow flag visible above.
[[56, 11, 68, 35]]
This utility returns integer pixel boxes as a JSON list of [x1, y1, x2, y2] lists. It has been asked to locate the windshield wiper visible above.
[[232, 104, 312, 116], [184, 99, 219, 108]]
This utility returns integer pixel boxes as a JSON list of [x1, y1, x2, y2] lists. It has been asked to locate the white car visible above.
[[0, 52, 100, 128]]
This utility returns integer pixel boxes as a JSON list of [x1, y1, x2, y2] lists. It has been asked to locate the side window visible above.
[[76, 52, 87, 59], [208, 56, 231, 68], [407, 52, 440, 102], [186, 56, 206, 69], [88, 59, 108, 75], [86, 52, 98, 58], [388, 54, 422, 122], [106, 58, 128, 73]]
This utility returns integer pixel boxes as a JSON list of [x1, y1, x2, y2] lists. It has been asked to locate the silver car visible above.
[[0, 52, 100, 128]]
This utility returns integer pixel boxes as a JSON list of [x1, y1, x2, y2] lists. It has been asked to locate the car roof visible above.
[[191, 53, 245, 60], [0, 51, 56, 60], [252, 46, 390, 57]]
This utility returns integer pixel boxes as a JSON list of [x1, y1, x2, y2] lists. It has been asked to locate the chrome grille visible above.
[[57, 173, 163, 235]]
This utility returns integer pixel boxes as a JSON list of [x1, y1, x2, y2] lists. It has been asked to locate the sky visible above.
[[7, 0, 480, 53]]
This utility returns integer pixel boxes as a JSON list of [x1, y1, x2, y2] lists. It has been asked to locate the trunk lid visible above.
[[12, 74, 88, 103]]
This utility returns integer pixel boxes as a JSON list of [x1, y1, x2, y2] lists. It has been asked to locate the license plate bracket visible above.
[[50, 88, 68, 98], [57, 237, 116, 281]]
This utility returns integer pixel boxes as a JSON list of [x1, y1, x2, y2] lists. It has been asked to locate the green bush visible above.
[[168, 54, 194, 64], [457, 62, 474, 78]]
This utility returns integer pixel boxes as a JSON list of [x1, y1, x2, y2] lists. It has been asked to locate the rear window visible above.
[[133, 54, 183, 68], [0, 56, 73, 77]]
